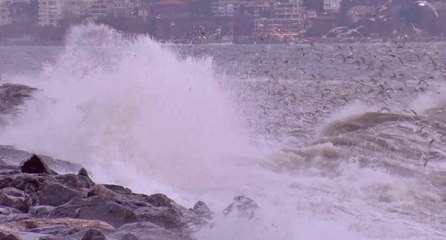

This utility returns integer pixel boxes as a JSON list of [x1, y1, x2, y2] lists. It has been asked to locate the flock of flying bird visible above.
[[241, 33, 446, 167], [326, 0, 440, 38]]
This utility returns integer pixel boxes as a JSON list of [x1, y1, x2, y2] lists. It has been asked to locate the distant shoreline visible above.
[[1, 36, 446, 46]]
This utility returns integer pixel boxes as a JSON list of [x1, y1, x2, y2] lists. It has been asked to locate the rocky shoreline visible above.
[[0, 83, 258, 240], [0, 147, 213, 240]]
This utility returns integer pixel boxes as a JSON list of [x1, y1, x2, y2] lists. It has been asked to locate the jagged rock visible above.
[[20, 155, 57, 175], [37, 183, 84, 206], [146, 194, 174, 208], [49, 196, 138, 228], [0, 146, 80, 173], [192, 201, 212, 218], [102, 184, 132, 195], [223, 195, 259, 220], [113, 222, 193, 240], [54, 174, 95, 189], [29, 205, 54, 218], [87, 185, 118, 199], [0, 187, 32, 213], [81, 229, 106, 240], [78, 168, 89, 177], [0, 174, 46, 198]]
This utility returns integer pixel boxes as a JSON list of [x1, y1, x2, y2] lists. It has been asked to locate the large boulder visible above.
[[0, 187, 32, 213], [49, 197, 138, 228], [37, 183, 84, 206], [20, 155, 57, 175]]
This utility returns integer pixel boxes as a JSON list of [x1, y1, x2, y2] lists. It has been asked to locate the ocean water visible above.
[[1, 24, 446, 239]]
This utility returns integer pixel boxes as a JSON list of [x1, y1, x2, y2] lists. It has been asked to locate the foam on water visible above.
[[1, 25, 445, 240]]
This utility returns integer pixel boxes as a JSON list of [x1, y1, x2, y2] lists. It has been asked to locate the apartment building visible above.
[[324, 0, 341, 12], [255, 0, 305, 40], [0, 0, 31, 25], [37, 0, 65, 26]]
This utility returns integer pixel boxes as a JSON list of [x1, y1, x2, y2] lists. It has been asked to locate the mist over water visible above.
[[1, 25, 446, 239]]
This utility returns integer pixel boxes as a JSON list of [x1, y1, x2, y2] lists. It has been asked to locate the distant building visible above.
[[110, 0, 139, 17], [37, 0, 65, 26], [0, 0, 12, 25], [274, 0, 304, 19], [0, 0, 32, 25], [324, 0, 341, 12], [211, 0, 264, 18], [254, 0, 305, 41], [84, 0, 111, 19], [151, 0, 189, 19], [64, 0, 88, 20]]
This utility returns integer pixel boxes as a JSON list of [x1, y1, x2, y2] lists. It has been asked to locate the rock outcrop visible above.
[[0, 149, 212, 240]]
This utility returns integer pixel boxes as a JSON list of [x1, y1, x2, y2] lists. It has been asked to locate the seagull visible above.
[[415, 0, 439, 17], [411, 23, 423, 35]]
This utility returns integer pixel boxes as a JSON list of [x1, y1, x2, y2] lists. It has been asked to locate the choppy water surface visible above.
[[1, 25, 446, 239]]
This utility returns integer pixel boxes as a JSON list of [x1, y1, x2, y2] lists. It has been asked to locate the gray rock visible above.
[[54, 174, 95, 189], [0, 187, 32, 213], [29, 205, 55, 218], [20, 155, 57, 175], [81, 229, 106, 240], [192, 201, 212, 218], [37, 183, 84, 206], [223, 195, 259, 220], [49, 197, 138, 228], [114, 222, 192, 240], [78, 168, 89, 177], [102, 184, 132, 195]]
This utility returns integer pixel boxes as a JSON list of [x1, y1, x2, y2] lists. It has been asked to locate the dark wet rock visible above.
[[0, 146, 80, 173], [78, 168, 89, 177], [37, 183, 84, 206], [223, 195, 259, 220], [81, 229, 106, 240], [29, 205, 54, 218], [20, 155, 57, 175], [0, 232, 20, 240], [0, 187, 32, 213], [0, 146, 206, 240], [49, 197, 138, 228]]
